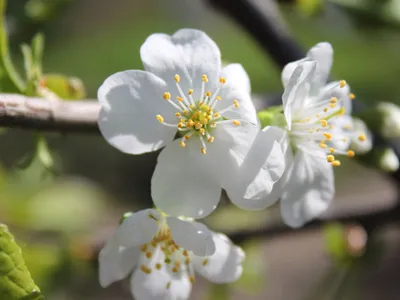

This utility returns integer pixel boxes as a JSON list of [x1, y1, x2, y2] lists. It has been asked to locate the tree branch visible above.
[[0, 94, 100, 133]]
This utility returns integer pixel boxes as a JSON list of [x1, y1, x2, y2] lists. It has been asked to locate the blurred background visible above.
[[1, 0, 400, 299]]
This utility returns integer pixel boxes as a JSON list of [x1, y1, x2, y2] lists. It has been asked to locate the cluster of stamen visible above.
[[291, 80, 367, 167], [138, 213, 210, 290], [156, 74, 241, 154]]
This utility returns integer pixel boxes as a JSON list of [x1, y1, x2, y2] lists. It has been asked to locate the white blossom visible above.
[[99, 209, 244, 300], [98, 29, 285, 218]]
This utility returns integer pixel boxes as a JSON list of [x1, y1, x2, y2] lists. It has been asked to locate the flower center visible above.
[[289, 81, 366, 166], [156, 74, 241, 155]]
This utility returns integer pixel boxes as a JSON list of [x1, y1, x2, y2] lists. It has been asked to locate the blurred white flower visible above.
[[378, 148, 400, 172], [377, 102, 400, 139], [98, 29, 285, 219], [99, 209, 244, 300]]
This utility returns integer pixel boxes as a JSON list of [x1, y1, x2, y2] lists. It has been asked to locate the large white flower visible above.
[[98, 29, 285, 218], [99, 209, 244, 300], [274, 42, 371, 228]]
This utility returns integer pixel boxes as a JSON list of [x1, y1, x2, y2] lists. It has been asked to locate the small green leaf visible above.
[[0, 224, 43, 299], [31, 33, 44, 77], [323, 223, 348, 264], [36, 136, 53, 170], [39, 74, 86, 100]]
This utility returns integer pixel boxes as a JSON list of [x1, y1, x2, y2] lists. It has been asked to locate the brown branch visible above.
[[0, 94, 100, 133]]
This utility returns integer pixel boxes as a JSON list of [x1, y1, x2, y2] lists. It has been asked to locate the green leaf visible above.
[[0, 224, 43, 300], [323, 223, 350, 265], [0, 0, 25, 92], [39, 74, 86, 100], [36, 136, 53, 171], [31, 33, 44, 77]]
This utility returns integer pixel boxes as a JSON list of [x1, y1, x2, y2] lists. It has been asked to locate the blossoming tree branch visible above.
[[1, 0, 400, 299]]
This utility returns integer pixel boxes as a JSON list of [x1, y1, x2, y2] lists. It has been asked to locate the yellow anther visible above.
[[155, 263, 162, 270], [319, 143, 327, 149], [151, 240, 157, 247], [199, 128, 206, 135], [187, 119, 195, 127], [177, 122, 184, 128], [347, 150, 355, 158], [195, 122, 203, 130], [214, 113, 220, 118], [175, 112, 181, 117], [200, 118, 208, 125], [211, 122, 216, 128], [358, 134, 366, 141], [329, 148, 335, 153], [177, 96, 183, 102], [350, 93, 356, 100], [199, 101, 204, 106], [320, 119, 328, 127], [206, 91, 211, 97], [233, 120, 241, 126], [202, 74, 208, 82], [188, 89, 193, 95], [163, 92, 171, 100], [323, 108, 328, 112], [206, 115, 211, 120], [164, 258, 171, 264], [172, 266, 178, 273], [179, 141, 186, 148], [202, 258, 209, 266], [156, 115, 164, 123], [339, 80, 346, 88], [183, 110, 187, 115], [219, 77, 226, 84], [327, 155, 335, 163], [140, 244, 148, 252], [208, 136, 214, 143], [324, 132, 333, 140], [216, 96, 222, 101], [140, 265, 152, 274], [201, 148, 206, 155], [189, 104, 194, 109], [185, 257, 191, 264], [189, 276, 195, 283], [183, 250, 188, 257], [330, 97, 338, 104], [145, 251, 152, 259], [180, 118, 186, 123], [331, 160, 341, 167], [330, 103, 336, 109], [174, 74, 180, 83], [233, 100, 239, 108], [184, 134, 191, 140]]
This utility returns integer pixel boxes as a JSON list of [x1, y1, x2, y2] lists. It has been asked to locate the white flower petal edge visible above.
[[98, 70, 176, 154], [280, 149, 334, 228], [98, 209, 245, 300]]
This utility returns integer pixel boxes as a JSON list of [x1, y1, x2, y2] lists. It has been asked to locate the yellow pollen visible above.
[[339, 80, 346, 88], [319, 143, 327, 149], [185, 257, 191, 264], [233, 100, 239, 108], [177, 96, 183, 102], [324, 132, 333, 140], [163, 92, 171, 100], [174, 74, 180, 83], [189, 276, 195, 283], [202, 258, 209, 266], [199, 128, 206, 135], [189, 104, 194, 109], [155, 263, 162, 270], [164, 258, 171, 264], [145, 251, 152, 259], [214, 113, 220, 118], [216, 96, 222, 101], [151, 240, 157, 247], [175, 112, 181, 117], [233, 120, 241, 126], [172, 266, 179, 273], [179, 141, 186, 148], [327, 155, 335, 163], [202, 74, 208, 82], [183, 250, 188, 257], [320, 119, 328, 127], [140, 244, 147, 252], [323, 108, 328, 112], [330, 97, 337, 104], [208, 136, 214, 143], [199, 102, 204, 106], [332, 160, 341, 167], [201, 148, 206, 155], [156, 115, 164, 123], [195, 122, 203, 130], [200, 118, 208, 125], [183, 110, 187, 114], [358, 134, 366, 141], [184, 135, 191, 140], [140, 265, 152, 274], [219, 77, 226, 84], [329, 148, 335, 153], [330, 103, 336, 109], [188, 89, 193, 95], [347, 150, 355, 158], [206, 91, 211, 97], [350, 93, 356, 100], [177, 122, 184, 128]]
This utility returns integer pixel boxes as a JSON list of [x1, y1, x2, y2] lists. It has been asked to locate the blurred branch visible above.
[[0, 94, 99, 133]]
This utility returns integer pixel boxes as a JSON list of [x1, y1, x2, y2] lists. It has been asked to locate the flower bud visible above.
[[377, 102, 400, 139], [378, 148, 400, 172]]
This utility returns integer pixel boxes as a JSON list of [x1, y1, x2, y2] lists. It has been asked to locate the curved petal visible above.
[[192, 233, 245, 283], [307, 42, 333, 90], [167, 217, 215, 256], [226, 126, 286, 210], [151, 139, 222, 219], [116, 209, 159, 248], [140, 29, 221, 99], [282, 61, 318, 129], [98, 235, 140, 287], [131, 247, 191, 300], [280, 150, 335, 228], [98, 70, 177, 154], [281, 57, 308, 87], [215, 64, 257, 124]]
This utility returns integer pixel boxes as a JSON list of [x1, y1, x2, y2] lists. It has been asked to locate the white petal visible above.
[[98, 235, 140, 287], [216, 64, 257, 124], [306, 42, 333, 89], [281, 57, 308, 87], [115, 209, 159, 248], [280, 150, 335, 228], [131, 247, 191, 300], [319, 81, 351, 114], [282, 61, 318, 129], [140, 29, 221, 98], [193, 233, 245, 283], [167, 217, 216, 256], [151, 139, 221, 219], [98, 70, 176, 154], [226, 126, 286, 210]]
